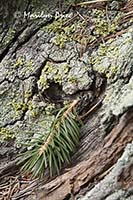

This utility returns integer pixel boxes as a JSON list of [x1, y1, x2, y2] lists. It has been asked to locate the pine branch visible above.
[[19, 100, 82, 178], [38, 100, 78, 156]]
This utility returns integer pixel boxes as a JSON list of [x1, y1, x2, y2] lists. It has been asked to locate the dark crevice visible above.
[[0, 27, 9, 43], [48, 57, 67, 63], [25, 0, 32, 13], [33, 59, 48, 80], [63, 193, 71, 200], [0, 78, 12, 85], [0, 25, 28, 63], [42, 82, 67, 104], [11, 17, 55, 55]]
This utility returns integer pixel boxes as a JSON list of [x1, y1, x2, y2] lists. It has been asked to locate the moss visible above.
[[45, 19, 65, 33], [54, 32, 68, 48], [48, 20, 76, 48]]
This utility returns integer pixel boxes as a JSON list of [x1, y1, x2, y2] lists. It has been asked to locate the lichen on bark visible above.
[[0, 0, 133, 199]]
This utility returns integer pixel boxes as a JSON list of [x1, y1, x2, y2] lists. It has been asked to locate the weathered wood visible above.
[[0, 158, 20, 181], [33, 110, 133, 200]]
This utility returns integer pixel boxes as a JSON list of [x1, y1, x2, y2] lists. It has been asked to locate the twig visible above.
[[7, 184, 12, 199], [76, 11, 87, 22], [11, 180, 39, 200], [63, 100, 78, 117], [39, 100, 79, 155], [80, 98, 103, 119], [10, 183, 19, 197], [63, 14, 78, 27], [124, 10, 133, 16], [106, 4, 111, 27], [75, 0, 108, 6], [21, 81, 25, 104]]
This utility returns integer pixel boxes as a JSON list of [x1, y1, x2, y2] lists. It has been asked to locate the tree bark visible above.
[[0, 1, 133, 200]]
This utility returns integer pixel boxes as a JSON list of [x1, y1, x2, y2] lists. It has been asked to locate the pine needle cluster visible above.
[[20, 100, 83, 178]]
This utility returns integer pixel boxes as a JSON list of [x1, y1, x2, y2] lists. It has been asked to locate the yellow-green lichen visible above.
[[13, 57, 33, 69], [24, 90, 32, 98], [90, 41, 119, 78], [90, 28, 133, 80], [44, 18, 87, 48], [45, 103, 55, 115], [11, 100, 28, 117], [93, 9, 122, 37], [0, 128, 15, 140], [13, 57, 24, 68], [45, 8, 122, 49], [3, 28, 16, 46], [28, 100, 40, 118], [38, 62, 71, 91], [68, 76, 78, 83], [38, 75, 49, 91], [106, 66, 117, 79]]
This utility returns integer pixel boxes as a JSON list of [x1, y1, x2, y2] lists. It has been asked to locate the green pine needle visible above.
[[19, 100, 83, 178]]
